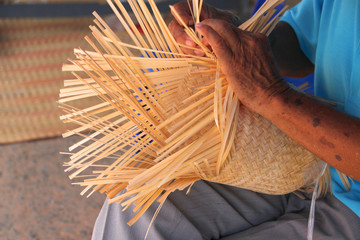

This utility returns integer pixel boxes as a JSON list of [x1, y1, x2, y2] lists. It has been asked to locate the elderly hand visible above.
[[168, 1, 241, 55], [195, 19, 289, 114]]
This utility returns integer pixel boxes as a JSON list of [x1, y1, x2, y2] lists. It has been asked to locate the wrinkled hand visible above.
[[168, 1, 241, 55], [196, 19, 289, 114]]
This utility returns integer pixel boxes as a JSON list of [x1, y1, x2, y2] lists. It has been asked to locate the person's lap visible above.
[[91, 180, 360, 240], [221, 192, 360, 240]]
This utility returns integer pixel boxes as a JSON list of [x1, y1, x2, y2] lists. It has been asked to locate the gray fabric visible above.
[[91, 181, 360, 240], [221, 192, 360, 240]]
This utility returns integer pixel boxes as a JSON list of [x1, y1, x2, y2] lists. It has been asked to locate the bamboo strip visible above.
[[59, 0, 327, 227]]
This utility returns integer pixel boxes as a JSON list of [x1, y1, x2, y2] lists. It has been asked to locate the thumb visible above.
[[195, 23, 231, 60], [171, 3, 194, 26]]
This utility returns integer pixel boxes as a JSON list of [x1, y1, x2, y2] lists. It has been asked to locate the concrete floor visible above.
[[0, 137, 105, 240]]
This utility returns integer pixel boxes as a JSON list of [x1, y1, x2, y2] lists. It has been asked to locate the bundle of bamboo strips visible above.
[[60, 0, 326, 225]]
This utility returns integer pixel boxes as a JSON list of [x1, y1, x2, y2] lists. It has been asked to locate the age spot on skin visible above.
[[313, 118, 321, 128], [344, 132, 350, 137], [320, 136, 335, 149], [295, 99, 303, 106], [335, 155, 342, 161]]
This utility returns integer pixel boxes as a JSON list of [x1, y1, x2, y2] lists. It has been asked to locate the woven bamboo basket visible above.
[[60, 0, 327, 225]]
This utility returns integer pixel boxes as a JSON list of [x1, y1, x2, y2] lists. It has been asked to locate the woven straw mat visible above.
[[0, 17, 99, 144]]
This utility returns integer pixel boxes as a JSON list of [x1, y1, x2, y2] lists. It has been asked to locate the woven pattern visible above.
[[207, 106, 323, 194], [0, 17, 94, 143], [60, 0, 326, 225]]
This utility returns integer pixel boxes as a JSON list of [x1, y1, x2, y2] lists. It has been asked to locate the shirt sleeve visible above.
[[280, 0, 324, 64]]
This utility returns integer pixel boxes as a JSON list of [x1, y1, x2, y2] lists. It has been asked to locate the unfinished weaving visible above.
[[60, 0, 327, 225]]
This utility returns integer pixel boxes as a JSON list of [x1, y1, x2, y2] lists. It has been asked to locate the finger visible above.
[[171, 2, 194, 26], [195, 23, 231, 60], [168, 20, 197, 55], [194, 46, 206, 56], [199, 19, 240, 48], [199, 4, 212, 20], [200, 36, 211, 50], [168, 20, 195, 45]]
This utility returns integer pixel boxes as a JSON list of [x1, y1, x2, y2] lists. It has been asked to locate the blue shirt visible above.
[[281, 0, 360, 217]]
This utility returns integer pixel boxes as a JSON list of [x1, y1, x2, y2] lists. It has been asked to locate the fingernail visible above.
[[185, 40, 195, 47], [196, 23, 204, 28]]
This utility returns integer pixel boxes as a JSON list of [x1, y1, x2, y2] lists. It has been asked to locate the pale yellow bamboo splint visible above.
[[60, 0, 328, 226]]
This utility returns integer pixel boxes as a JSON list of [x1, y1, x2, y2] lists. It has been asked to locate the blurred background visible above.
[[0, 0, 299, 239]]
